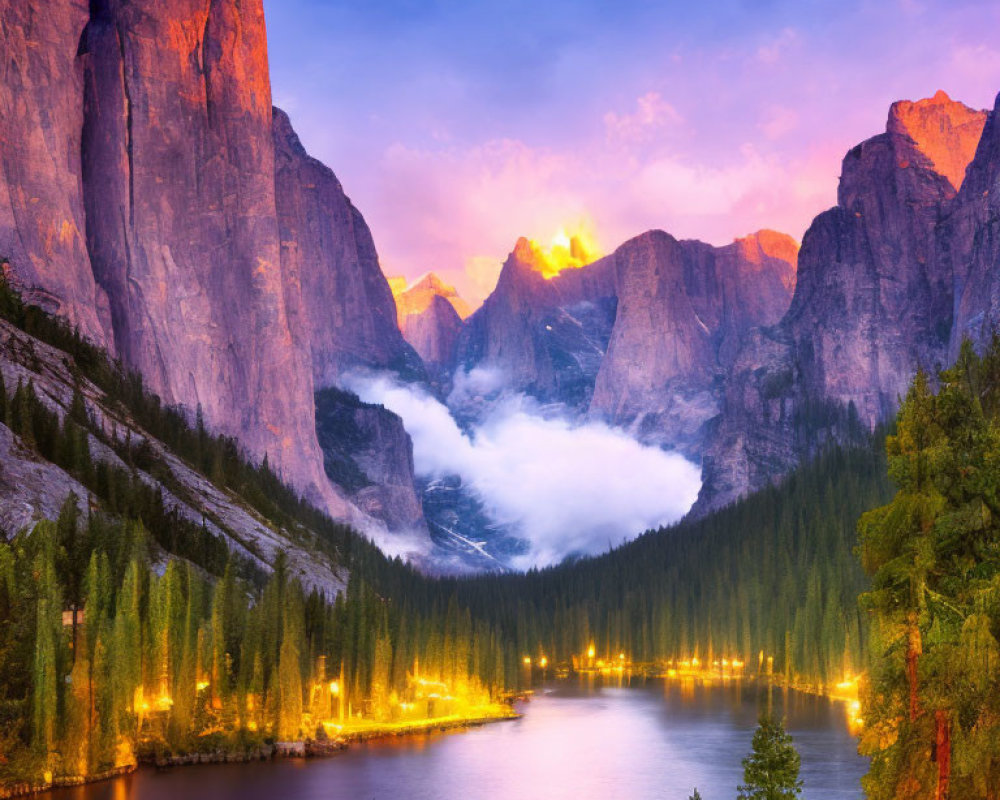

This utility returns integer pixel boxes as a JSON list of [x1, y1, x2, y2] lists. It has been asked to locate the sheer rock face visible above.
[[0, 1, 112, 347], [76, 0, 344, 513], [888, 90, 989, 191], [0, 0, 432, 527], [947, 92, 1000, 355], [394, 272, 472, 323], [400, 294, 464, 371], [315, 389, 424, 533], [454, 229, 795, 455], [454, 238, 618, 411], [698, 92, 992, 515], [393, 273, 468, 370], [588, 229, 797, 452], [272, 109, 423, 388]]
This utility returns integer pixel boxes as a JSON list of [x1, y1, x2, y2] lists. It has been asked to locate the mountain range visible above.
[[2, 0, 999, 570]]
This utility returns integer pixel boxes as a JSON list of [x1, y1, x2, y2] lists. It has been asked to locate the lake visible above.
[[47, 678, 867, 800]]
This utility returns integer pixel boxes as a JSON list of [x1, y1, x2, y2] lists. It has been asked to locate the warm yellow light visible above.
[[691, 657, 700, 668], [523, 656, 532, 666], [619, 653, 626, 661], [196, 680, 210, 692], [329, 680, 340, 696], [551, 228, 572, 251], [587, 645, 596, 659], [156, 694, 173, 711], [540, 656, 548, 668], [523, 222, 601, 279], [248, 720, 258, 731], [43, 771, 53, 784]]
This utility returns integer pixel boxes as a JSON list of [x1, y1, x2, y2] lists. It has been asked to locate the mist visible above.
[[346, 372, 702, 569]]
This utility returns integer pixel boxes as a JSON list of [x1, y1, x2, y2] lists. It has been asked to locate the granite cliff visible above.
[[698, 91, 992, 513], [392, 273, 469, 375], [0, 0, 426, 537], [455, 230, 796, 456]]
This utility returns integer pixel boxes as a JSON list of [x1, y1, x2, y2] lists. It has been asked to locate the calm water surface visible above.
[[49, 679, 866, 800]]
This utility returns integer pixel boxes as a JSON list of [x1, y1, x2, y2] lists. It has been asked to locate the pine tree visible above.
[[276, 586, 304, 741], [737, 716, 802, 800]]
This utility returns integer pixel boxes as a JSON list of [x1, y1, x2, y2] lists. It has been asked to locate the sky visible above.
[[264, 0, 1000, 306]]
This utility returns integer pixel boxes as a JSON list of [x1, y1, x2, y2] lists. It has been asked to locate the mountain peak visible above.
[[509, 230, 601, 280], [887, 91, 989, 190], [732, 230, 799, 277], [393, 271, 471, 323]]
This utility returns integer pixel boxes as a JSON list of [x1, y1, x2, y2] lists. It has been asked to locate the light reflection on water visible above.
[[47, 678, 866, 800]]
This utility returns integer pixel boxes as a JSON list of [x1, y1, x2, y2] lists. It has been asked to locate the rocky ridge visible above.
[[698, 90, 993, 513], [0, 317, 345, 595]]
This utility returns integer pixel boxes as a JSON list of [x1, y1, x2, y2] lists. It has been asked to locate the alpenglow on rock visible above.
[[698, 91, 991, 514], [0, 0, 429, 536], [391, 273, 470, 372], [455, 229, 797, 456]]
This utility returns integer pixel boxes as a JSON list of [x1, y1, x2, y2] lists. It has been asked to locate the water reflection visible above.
[[47, 678, 866, 800]]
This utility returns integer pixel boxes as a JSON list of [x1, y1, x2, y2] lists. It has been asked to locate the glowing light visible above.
[[196, 681, 210, 692], [523, 656, 532, 666], [540, 656, 548, 668], [587, 645, 596, 659], [329, 680, 340, 696], [619, 653, 626, 661], [156, 694, 173, 711], [43, 771, 53, 784], [521, 223, 601, 280]]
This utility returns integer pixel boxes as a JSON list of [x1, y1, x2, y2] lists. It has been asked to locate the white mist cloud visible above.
[[345, 372, 702, 569], [358, 521, 434, 563]]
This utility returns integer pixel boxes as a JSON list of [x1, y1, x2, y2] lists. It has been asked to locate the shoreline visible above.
[[0, 708, 520, 799]]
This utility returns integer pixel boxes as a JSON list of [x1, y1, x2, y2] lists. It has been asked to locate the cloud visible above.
[[359, 522, 434, 562], [604, 92, 683, 143], [759, 105, 800, 140], [369, 124, 838, 309], [756, 28, 799, 65], [345, 372, 701, 568]]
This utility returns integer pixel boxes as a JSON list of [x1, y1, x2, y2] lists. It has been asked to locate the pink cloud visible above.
[[366, 114, 840, 309], [603, 92, 684, 143], [758, 105, 801, 140], [756, 28, 799, 65]]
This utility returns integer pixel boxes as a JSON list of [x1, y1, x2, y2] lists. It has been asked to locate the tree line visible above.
[[0, 500, 508, 785]]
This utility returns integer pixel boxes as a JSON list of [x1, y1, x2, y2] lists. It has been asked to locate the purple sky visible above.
[[264, 0, 1000, 306]]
